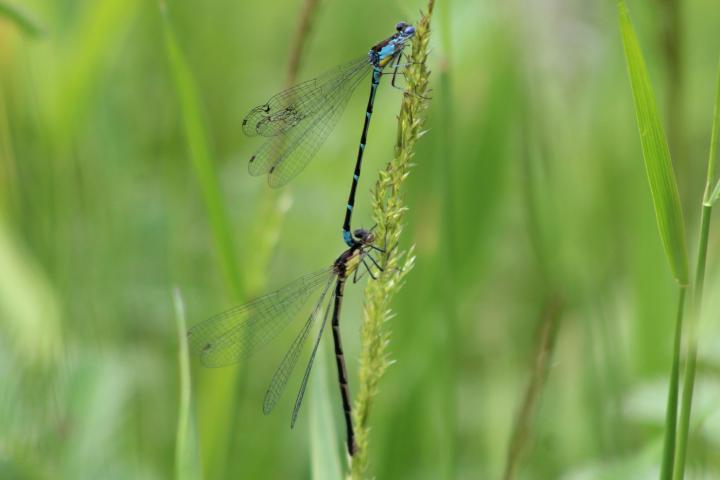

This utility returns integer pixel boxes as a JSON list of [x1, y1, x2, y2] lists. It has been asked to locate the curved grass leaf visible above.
[[617, 0, 689, 285], [159, 3, 244, 300]]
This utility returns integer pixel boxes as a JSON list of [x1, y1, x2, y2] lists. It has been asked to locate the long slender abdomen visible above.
[[342, 68, 382, 246]]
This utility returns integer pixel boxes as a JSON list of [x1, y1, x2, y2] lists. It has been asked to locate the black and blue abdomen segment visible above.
[[342, 67, 383, 246]]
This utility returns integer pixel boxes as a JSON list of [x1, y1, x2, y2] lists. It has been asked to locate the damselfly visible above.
[[243, 22, 416, 246], [188, 229, 384, 456]]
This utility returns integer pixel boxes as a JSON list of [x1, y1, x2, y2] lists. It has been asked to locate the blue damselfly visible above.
[[243, 22, 416, 246]]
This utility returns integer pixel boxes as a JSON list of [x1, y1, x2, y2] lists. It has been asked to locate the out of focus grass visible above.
[[0, 1, 42, 37], [1, 0, 720, 479]]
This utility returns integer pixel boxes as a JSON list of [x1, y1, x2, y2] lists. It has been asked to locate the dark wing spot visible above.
[[202, 343, 212, 353], [250, 155, 256, 163], [269, 166, 275, 174]]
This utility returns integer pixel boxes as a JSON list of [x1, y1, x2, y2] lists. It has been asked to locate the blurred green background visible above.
[[1, 0, 720, 478]]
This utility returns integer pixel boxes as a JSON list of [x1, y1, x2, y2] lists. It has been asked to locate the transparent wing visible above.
[[247, 57, 370, 187], [188, 268, 334, 367], [262, 276, 336, 414], [243, 56, 369, 138], [289, 288, 334, 428]]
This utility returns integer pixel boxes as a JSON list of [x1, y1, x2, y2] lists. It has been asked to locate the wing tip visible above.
[[262, 398, 274, 416]]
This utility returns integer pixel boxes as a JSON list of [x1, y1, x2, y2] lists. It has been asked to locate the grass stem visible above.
[[349, 2, 434, 477], [672, 55, 720, 480], [660, 285, 687, 480], [173, 288, 200, 480]]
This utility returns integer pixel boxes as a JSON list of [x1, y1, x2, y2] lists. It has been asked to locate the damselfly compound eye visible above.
[[353, 228, 368, 240]]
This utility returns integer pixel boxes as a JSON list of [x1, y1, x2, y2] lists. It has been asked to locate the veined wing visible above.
[[289, 287, 334, 427], [243, 55, 369, 138], [188, 268, 334, 367], [247, 58, 371, 187], [263, 275, 336, 415]]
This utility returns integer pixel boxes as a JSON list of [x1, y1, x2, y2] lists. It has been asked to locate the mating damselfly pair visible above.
[[188, 21, 416, 457]]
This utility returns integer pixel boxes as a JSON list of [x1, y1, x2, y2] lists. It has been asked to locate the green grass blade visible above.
[[0, 1, 42, 37], [617, 0, 689, 286], [159, 3, 244, 300], [309, 344, 342, 480], [173, 288, 201, 480]]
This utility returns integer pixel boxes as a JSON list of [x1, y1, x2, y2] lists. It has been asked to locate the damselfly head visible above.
[[395, 22, 415, 37], [353, 228, 375, 245]]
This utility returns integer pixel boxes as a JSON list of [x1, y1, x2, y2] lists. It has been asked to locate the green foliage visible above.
[[2, 0, 720, 479]]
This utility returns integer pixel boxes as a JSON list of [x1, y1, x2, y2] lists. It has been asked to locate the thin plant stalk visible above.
[[350, 2, 434, 478], [503, 296, 563, 480], [174, 288, 191, 478], [661, 285, 687, 480], [617, 3, 690, 479], [503, 83, 564, 480], [286, 0, 321, 86], [173, 288, 201, 480], [673, 55, 720, 480]]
